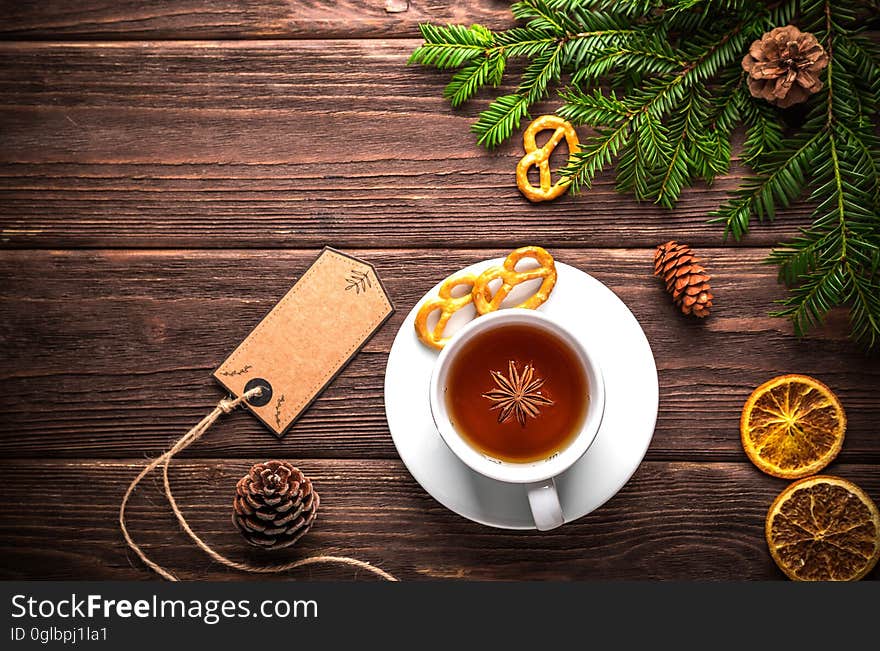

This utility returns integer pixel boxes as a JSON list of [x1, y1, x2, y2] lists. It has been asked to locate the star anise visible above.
[[482, 360, 554, 427]]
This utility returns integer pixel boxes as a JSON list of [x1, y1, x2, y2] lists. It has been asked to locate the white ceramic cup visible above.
[[429, 308, 605, 531]]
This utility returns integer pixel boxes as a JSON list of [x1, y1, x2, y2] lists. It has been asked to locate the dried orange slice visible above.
[[766, 476, 880, 581], [740, 374, 845, 478]]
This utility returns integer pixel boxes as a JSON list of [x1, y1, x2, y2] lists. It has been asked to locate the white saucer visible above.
[[384, 259, 658, 529]]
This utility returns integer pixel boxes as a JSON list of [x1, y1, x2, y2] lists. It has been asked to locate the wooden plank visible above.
[[0, 1, 514, 40], [0, 459, 877, 581], [2, 248, 878, 460], [0, 41, 810, 249]]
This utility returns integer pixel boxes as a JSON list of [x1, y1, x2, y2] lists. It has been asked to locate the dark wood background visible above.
[[0, 1, 877, 581]]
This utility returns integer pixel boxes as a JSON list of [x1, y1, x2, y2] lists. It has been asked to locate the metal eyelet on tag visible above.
[[243, 378, 272, 407]]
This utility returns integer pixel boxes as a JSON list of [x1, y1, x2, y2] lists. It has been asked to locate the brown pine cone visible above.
[[232, 460, 319, 550], [742, 25, 828, 108], [653, 241, 713, 318]]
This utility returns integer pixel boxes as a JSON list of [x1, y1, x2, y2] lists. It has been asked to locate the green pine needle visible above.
[[471, 94, 532, 148], [410, 0, 880, 349]]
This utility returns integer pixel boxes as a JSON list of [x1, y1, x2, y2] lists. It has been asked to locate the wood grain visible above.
[[1, 7, 878, 585], [1, 248, 878, 461], [0, 41, 812, 249], [1, 458, 876, 581], [0, 1, 514, 40]]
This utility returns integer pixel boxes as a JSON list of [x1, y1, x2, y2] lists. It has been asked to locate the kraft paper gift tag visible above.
[[214, 247, 394, 436]]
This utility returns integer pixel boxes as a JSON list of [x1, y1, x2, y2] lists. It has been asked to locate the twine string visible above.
[[119, 387, 397, 582]]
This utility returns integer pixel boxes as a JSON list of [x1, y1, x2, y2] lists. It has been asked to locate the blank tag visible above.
[[214, 247, 394, 437]]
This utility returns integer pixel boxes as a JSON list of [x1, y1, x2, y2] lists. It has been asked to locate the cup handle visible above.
[[527, 478, 564, 531]]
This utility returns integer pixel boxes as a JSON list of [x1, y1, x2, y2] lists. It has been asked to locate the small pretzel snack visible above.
[[414, 246, 558, 350], [472, 246, 557, 315], [414, 274, 480, 350], [516, 115, 580, 203]]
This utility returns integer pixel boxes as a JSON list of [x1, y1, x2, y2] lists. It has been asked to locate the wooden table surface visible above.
[[1, 1, 878, 581]]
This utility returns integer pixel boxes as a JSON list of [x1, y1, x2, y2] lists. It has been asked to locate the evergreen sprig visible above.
[[409, 0, 880, 349]]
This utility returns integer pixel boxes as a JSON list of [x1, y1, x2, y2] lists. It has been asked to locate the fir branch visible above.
[[648, 86, 702, 207], [512, 0, 568, 35], [571, 43, 685, 85], [519, 42, 565, 103], [556, 86, 630, 125], [588, 0, 662, 16], [494, 28, 558, 57], [736, 86, 784, 166], [710, 129, 823, 239], [443, 54, 505, 107], [410, 6, 638, 150], [408, 24, 494, 68], [409, 0, 880, 348], [616, 129, 652, 198], [560, 20, 752, 192], [768, 1, 880, 347], [471, 94, 532, 148]]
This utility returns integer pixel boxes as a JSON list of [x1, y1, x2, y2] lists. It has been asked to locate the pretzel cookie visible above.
[[414, 246, 558, 350], [516, 115, 580, 202], [414, 274, 480, 350], [472, 246, 557, 315]]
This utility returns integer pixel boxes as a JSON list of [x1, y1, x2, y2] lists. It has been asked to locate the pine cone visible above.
[[232, 460, 319, 550], [742, 25, 828, 108], [653, 241, 713, 318]]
